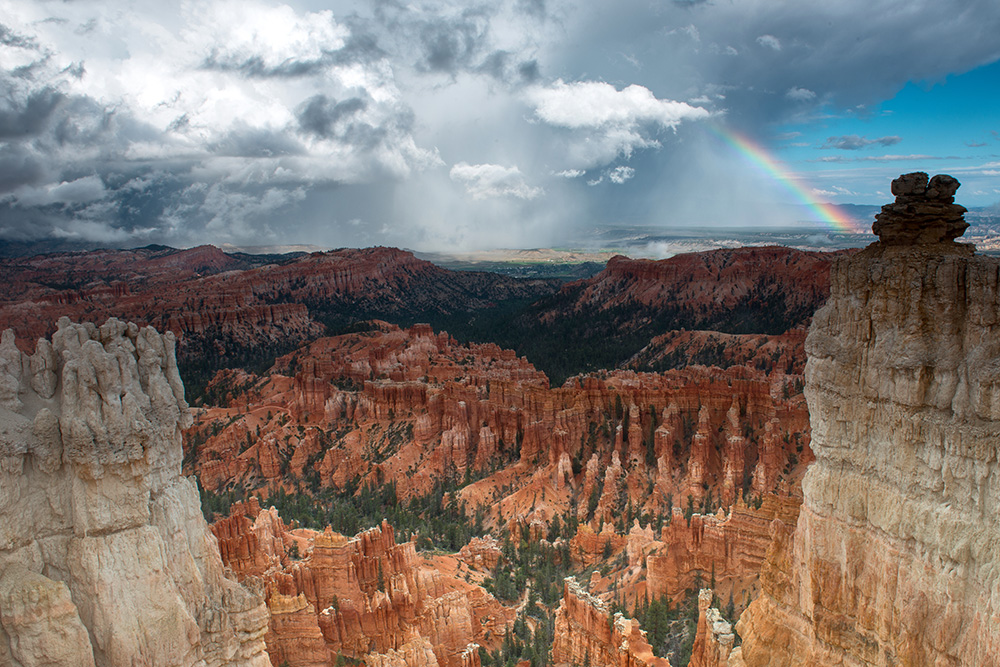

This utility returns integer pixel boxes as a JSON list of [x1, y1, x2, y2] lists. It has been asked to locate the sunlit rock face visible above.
[[735, 174, 1000, 666], [0, 318, 272, 667]]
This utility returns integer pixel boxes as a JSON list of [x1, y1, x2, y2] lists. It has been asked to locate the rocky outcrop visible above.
[[872, 172, 967, 244], [736, 174, 1000, 666], [689, 590, 737, 667], [629, 329, 808, 375], [457, 536, 501, 572], [551, 578, 671, 667], [541, 246, 841, 334], [0, 318, 272, 666], [214, 503, 511, 667]]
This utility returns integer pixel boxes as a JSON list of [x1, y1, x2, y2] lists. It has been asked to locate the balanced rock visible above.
[[872, 172, 968, 244]]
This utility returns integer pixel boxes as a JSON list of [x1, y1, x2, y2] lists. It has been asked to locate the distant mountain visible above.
[[0, 245, 561, 398]]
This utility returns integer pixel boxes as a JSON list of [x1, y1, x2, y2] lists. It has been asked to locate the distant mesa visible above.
[[872, 172, 968, 245]]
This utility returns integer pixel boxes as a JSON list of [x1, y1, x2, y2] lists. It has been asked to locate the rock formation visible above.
[[872, 171, 968, 244], [540, 246, 841, 338], [735, 174, 1000, 665], [0, 318, 272, 666], [551, 578, 671, 667], [689, 590, 737, 667], [186, 323, 811, 531], [645, 495, 801, 607], [213, 503, 512, 667], [0, 246, 558, 369]]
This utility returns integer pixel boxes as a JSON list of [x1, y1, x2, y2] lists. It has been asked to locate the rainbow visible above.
[[708, 125, 860, 233]]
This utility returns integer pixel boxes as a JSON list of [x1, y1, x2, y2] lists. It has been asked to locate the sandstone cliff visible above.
[[736, 173, 1000, 665], [0, 318, 272, 666]]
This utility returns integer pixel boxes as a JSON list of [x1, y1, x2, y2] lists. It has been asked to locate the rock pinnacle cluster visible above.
[[871, 171, 968, 244]]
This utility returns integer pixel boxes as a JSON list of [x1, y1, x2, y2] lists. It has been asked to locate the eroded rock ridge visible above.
[[0, 318, 271, 667]]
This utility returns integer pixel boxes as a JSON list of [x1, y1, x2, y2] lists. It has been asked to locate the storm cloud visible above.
[[0, 0, 998, 250]]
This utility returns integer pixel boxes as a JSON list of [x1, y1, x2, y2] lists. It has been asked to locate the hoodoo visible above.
[[733, 173, 1000, 665], [0, 318, 272, 666]]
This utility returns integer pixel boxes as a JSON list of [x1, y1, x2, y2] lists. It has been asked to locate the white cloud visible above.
[[525, 80, 710, 169], [756, 35, 782, 51], [786, 87, 816, 101], [811, 185, 856, 197], [528, 80, 709, 130], [608, 166, 635, 184], [672, 25, 700, 42], [813, 153, 948, 163], [449, 162, 543, 200], [554, 169, 585, 178]]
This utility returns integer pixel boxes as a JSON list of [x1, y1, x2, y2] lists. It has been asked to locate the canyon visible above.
[[8, 178, 994, 667], [0, 246, 559, 390], [185, 321, 812, 534]]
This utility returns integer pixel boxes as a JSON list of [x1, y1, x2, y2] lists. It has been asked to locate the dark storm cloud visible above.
[[416, 8, 490, 73], [0, 145, 46, 191], [368, 1, 542, 85], [476, 51, 541, 84], [201, 50, 332, 78], [0, 87, 65, 139], [297, 94, 368, 138], [821, 135, 903, 150]]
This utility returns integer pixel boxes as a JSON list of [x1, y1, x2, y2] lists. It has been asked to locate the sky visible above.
[[1, 0, 999, 252]]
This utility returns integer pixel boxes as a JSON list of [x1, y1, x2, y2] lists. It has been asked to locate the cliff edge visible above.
[[734, 173, 1000, 665], [0, 317, 272, 666]]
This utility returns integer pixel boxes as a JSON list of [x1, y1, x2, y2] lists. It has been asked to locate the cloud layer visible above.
[[0, 0, 998, 250]]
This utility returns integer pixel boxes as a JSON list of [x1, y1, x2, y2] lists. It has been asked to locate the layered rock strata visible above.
[[736, 174, 1000, 665], [0, 246, 557, 364], [0, 318, 271, 666], [645, 495, 801, 606]]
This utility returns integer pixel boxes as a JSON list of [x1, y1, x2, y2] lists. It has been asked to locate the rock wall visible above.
[[0, 318, 272, 666], [736, 174, 1000, 666], [645, 494, 801, 606]]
